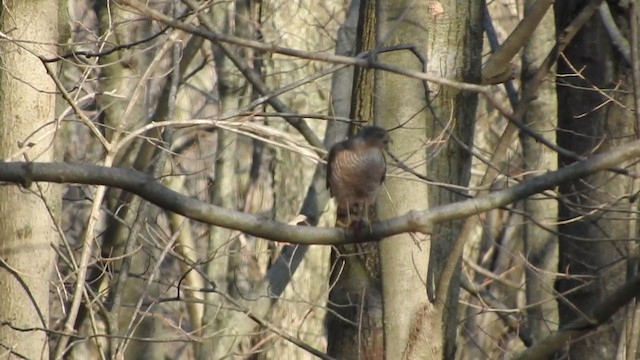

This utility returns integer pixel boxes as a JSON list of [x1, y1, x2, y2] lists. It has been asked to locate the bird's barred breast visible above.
[[329, 148, 385, 204]]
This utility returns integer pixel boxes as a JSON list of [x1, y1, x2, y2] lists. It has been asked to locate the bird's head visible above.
[[357, 126, 390, 149]]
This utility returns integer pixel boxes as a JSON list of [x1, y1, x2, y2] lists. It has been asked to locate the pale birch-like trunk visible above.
[[0, 1, 60, 358], [520, 0, 558, 342]]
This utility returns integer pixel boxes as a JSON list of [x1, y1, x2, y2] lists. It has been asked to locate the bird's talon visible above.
[[336, 219, 352, 228]]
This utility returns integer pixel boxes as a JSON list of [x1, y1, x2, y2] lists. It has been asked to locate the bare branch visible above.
[[514, 275, 640, 360], [599, 2, 631, 65], [117, 0, 514, 119], [184, 0, 324, 152], [482, 0, 555, 84], [0, 138, 638, 245], [435, 0, 608, 304]]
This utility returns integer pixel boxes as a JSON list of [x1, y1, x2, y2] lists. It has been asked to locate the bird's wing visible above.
[[381, 150, 386, 184], [326, 143, 340, 193], [326, 147, 335, 192], [326, 140, 350, 195]]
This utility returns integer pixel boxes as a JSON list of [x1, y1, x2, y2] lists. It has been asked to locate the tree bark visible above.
[[326, 1, 385, 359], [374, 0, 431, 357], [555, 1, 636, 358], [376, 0, 482, 359], [0, 1, 60, 358], [521, 0, 558, 342]]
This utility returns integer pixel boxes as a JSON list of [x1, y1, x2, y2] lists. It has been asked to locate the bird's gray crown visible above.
[[357, 126, 389, 147]]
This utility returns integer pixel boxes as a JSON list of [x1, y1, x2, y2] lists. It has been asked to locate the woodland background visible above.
[[0, 0, 639, 359]]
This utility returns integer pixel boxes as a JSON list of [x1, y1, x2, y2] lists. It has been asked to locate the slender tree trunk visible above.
[[261, 0, 339, 357], [76, 2, 160, 358], [197, 1, 243, 357], [326, 1, 385, 359], [521, 0, 558, 342]]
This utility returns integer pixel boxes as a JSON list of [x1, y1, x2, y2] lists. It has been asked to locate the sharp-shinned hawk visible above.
[[326, 126, 389, 227]]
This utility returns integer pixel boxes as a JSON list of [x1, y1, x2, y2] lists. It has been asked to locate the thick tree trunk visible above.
[[376, 1, 482, 359], [326, 1, 385, 359], [555, 1, 636, 358], [0, 1, 60, 358], [374, 0, 431, 357]]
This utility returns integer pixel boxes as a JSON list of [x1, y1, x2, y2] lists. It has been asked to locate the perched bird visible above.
[[326, 126, 389, 228]]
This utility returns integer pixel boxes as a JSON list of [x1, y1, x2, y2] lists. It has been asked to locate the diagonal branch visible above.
[[482, 0, 555, 84], [514, 275, 640, 360]]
